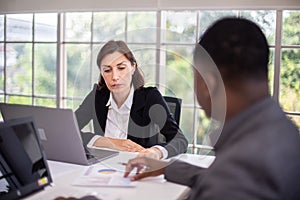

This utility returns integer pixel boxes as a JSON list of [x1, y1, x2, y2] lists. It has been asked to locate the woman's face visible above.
[[100, 51, 135, 95]]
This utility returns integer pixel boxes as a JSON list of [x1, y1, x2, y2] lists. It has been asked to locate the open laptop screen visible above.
[[0, 117, 52, 200]]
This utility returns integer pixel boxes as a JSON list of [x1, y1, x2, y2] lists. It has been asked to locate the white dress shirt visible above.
[[104, 86, 134, 139], [88, 86, 168, 159]]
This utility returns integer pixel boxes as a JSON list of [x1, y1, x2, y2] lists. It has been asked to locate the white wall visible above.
[[0, 0, 300, 14]]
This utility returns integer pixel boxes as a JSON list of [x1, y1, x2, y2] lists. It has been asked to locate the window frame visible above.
[[1, 9, 300, 153]]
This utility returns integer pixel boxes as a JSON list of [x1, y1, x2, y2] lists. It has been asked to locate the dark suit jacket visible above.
[[165, 98, 300, 199], [75, 84, 188, 158]]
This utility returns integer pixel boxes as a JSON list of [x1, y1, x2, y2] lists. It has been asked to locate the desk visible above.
[[24, 152, 215, 200]]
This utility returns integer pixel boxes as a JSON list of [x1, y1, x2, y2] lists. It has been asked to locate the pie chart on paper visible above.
[[98, 168, 117, 175]]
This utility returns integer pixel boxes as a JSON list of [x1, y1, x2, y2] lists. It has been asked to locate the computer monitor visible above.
[[0, 117, 52, 200]]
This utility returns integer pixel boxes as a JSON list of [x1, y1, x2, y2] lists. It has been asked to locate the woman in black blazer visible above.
[[75, 40, 188, 159]]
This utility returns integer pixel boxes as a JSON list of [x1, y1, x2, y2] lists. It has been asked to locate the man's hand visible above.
[[123, 156, 168, 181], [93, 137, 145, 152]]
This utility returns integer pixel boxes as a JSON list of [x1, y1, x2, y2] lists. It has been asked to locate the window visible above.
[[1, 10, 299, 152], [0, 13, 57, 106], [281, 11, 300, 127]]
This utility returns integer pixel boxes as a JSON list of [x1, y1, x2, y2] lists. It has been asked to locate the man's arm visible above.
[[165, 159, 205, 187], [124, 157, 205, 188]]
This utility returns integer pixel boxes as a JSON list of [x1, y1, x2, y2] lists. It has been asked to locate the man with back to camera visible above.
[[124, 17, 300, 199]]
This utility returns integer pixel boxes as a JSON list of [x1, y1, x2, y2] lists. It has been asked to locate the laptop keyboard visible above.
[[86, 153, 95, 160]]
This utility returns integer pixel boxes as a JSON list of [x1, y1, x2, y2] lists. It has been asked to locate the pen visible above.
[[118, 162, 128, 166]]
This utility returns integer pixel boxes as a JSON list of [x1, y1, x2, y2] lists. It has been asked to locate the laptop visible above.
[[0, 117, 52, 200], [0, 103, 119, 165]]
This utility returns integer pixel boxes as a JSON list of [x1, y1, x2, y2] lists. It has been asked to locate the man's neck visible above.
[[225, 80, 270, 120]]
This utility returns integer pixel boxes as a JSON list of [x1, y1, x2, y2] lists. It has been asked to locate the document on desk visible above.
[[174, 154, 216, 168], [72, 165, 137, 187]]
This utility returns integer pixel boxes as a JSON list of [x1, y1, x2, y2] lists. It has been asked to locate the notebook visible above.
[[0, 117, 52, 200], [0, 103, 119, 165]]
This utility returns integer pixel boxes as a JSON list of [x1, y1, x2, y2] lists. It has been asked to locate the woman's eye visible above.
[[103, 69, 111, 73]]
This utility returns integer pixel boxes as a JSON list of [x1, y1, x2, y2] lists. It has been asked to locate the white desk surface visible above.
[[24, 152, 215, 200]]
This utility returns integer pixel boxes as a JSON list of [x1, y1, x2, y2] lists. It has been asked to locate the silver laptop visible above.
[[0, 103, 119, 165]]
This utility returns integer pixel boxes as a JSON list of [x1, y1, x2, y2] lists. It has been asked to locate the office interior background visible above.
[[0, 0, 299, 153]]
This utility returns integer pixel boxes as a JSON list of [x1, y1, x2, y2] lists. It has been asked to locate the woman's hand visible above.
[[137, 147, 163, 159], [93, 137, 145, 152]]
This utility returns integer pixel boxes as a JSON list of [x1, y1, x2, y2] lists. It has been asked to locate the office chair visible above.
[[163, 96, 182, 125]]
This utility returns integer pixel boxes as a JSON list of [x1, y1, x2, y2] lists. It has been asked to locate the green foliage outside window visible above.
[[281, 11, 300, 128]]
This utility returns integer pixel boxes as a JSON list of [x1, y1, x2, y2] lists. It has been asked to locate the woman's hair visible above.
[[96, 40, 145, 90]]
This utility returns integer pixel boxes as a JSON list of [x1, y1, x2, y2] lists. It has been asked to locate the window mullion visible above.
[[90, 13, 94, 89], [56, 13, 66, 108], [32, 14, 35, 105], [157, 10, 165, 92], [3, 15, 7, 102], [273, 10, 283, 102], [125, 12, 128, 42]]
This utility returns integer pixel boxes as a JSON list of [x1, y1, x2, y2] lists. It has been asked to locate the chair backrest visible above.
[[163, 96, 182, 125]]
